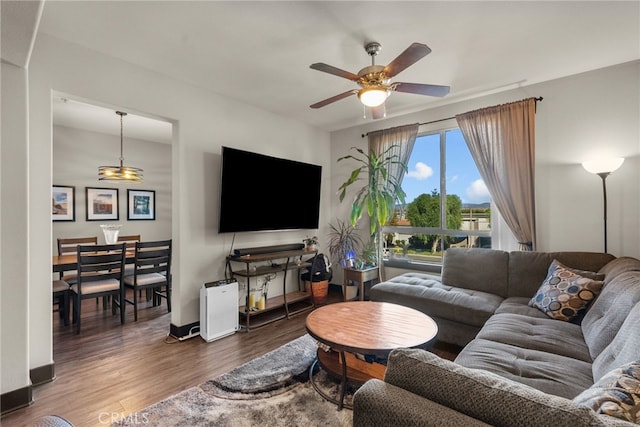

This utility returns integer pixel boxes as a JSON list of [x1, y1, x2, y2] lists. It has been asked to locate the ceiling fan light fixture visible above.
[[358, 86, 388, 107], [98, 111, 144, 183]]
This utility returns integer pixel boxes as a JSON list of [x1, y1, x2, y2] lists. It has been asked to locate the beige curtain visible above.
[[367, 123, 419, 280], [456, 98, 537, 251], [367, 123, 419, 187]]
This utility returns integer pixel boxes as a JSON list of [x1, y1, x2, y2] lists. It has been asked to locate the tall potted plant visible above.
[[337, 145, 408, 278]]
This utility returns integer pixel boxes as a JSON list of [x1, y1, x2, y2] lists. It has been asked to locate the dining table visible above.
[[52, 251, 136, 273]]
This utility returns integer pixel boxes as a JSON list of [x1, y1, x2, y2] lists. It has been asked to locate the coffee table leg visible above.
[[309, 354, 352, 411], [338, 350, 347, 410]]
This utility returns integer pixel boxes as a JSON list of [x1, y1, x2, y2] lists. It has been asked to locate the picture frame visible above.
[[52, 185, 75, 221], [127, 189, 156, 220], [86, 187, 119, 221]]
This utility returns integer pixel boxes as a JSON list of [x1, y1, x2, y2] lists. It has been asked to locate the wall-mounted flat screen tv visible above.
[[219, 146, 322, 233]]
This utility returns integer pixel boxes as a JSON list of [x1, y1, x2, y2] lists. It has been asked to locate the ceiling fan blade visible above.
[[310, 90, 356, 109], [383, 43, 432, 78], [393, 82, 450, 97], [310, 63, 359, 81], [371, 104, 386, 120]]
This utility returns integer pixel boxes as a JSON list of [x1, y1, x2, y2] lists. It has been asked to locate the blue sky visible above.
[[401, 129, 491, 205]]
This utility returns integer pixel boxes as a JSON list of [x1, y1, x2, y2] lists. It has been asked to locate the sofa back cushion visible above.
[[441, 248, 509, 297], [582, 258, 640, 360], [592, 302, 640, 382], [507, 252, 615, 298]]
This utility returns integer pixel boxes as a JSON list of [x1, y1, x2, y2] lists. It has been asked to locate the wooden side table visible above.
[[343, 266, 379, 301]]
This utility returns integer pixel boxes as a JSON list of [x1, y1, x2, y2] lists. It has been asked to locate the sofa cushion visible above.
[[369, 273, 503, 328], [593, 302, 640, 382], [528, 259, 604, 322], [384, 348, 604, 427], [455, 338, 594, 399], [573, 360, 640, 423], [475, 313, 591, 362], [495, 297, 550, 318], [582, 263, 640, 360], [507, 251, 614, 298], [598, 257, 640, 283], [441, 248, 509, 297]]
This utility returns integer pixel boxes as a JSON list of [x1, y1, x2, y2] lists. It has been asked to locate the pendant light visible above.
[[98, 111, 143, 183]]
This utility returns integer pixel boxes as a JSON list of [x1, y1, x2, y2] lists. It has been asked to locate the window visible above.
[[383, 127, 492, 265]]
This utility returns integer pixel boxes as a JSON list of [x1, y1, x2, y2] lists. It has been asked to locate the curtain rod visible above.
[[361, 96, 543, 138]]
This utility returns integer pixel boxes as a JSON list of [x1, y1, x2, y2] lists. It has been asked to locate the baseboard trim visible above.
[[1, 385, 32, 415], [31, 363, 55, 386], [169, 321, 200, 339]]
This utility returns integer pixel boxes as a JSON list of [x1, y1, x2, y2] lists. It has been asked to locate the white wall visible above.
[[330, 61, 640, 283], [9, 32, 331, 396], [1, 61, 31, 396], [52, 125, 172, 249]]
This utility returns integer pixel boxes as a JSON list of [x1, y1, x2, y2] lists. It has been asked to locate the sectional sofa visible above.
[[354, 248, 640, 426]]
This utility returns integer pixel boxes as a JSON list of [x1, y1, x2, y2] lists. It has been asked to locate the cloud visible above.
[[407, 162, 434, 180], [466, 179, 490, 203]]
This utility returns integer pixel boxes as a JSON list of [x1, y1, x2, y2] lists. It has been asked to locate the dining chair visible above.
[[123, 239, 172, 321], [70, 243, 126, 334], [117, 234, 141, 251], [57, 236, 98, 283], [118, 234, 141, 286], [52, 279, 71, 326]]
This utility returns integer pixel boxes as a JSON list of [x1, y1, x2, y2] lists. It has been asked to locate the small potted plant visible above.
[[327, 218, 363, 268], [303, 235, 319, 251], [359, 241, 379, 268]]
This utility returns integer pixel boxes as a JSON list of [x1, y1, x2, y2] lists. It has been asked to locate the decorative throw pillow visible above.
[[573, 360, 640, 423], [528, 259, 604, 322]]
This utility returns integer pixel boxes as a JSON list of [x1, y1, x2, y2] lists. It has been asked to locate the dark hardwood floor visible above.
[[2, 288, 459, 427]]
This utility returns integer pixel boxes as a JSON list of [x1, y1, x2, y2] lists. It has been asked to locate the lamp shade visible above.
[[358, 87, 388, 107], [582, 157, 624, 175]]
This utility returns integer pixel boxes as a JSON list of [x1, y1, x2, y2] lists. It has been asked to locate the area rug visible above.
[[113, 334, 353, 426]]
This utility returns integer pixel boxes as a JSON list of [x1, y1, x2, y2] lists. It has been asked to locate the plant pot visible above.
[[343, 284, 358, 301], [305, 280, 329, 305]]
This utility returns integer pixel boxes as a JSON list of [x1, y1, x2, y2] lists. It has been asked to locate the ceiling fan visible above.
[[310, 42, 450, 119]]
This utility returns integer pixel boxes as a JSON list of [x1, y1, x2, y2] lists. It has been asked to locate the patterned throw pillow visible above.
[[573, 360, 640, 423], [528, 259, 604, 322]]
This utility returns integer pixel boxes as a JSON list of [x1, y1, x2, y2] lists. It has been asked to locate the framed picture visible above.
[[52, 185, 75, 221], [86, 187, 119, 221], [127, 189, 156, 220]]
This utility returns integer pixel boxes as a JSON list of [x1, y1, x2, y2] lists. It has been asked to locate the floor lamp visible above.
[[582, 157, 625, 253]]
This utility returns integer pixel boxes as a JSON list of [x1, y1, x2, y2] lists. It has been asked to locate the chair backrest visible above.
[[133, 239, 172, 278], [58, 236, 98, 255], [117, 234, 141, 251], [75, 243, 126, 296]]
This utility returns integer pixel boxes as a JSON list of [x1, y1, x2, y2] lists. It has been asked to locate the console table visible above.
[[226, 248, 317, 330]]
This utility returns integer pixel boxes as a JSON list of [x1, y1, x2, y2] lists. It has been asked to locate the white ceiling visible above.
[[36, 1, 640, 140]]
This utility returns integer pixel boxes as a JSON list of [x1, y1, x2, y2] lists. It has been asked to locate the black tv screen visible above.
[[219, 146, 322, 233]]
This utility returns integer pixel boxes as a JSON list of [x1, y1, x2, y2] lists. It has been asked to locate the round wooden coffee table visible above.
[[305, 301, 438, 409]]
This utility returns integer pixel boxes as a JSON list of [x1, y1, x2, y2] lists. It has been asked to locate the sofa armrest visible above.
[[353, 379, 491, 427], [382, 348, 610, 427]]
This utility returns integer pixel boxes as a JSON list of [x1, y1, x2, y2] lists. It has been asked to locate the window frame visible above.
[[382, 124, 492, 269]]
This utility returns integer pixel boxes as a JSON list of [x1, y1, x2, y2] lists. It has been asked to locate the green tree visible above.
[[384, 210, 400, 247], [406, 190, 463, 253]]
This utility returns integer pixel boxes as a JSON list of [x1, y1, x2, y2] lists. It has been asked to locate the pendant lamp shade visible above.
[[98, 111, 143, 183]]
